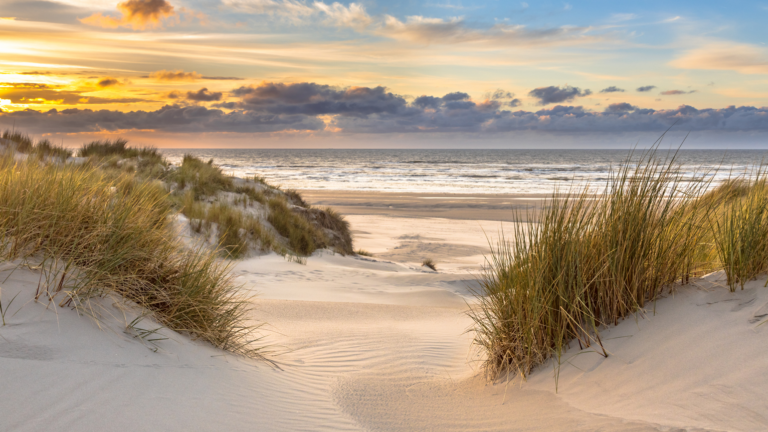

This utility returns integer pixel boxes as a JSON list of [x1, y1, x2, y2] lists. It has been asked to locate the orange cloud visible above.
[[97, 77, 121, 88], [80, 0, 176, 30], [149, 70, 202, 81], [672, 42, 768, 75]]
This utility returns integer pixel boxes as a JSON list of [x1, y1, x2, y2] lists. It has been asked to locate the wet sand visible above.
[[301, 190, 548, 221]]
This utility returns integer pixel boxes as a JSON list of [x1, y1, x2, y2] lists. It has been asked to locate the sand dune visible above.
[[2, 214, 768, 431]]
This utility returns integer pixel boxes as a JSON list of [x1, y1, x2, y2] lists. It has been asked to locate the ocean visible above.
[[160, 149, 767, 195]]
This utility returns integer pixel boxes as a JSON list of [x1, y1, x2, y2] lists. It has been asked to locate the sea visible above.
[[159, 149, 768, 195]]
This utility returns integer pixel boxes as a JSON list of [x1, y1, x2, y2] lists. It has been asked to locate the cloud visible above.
[[484, 89, 521, 107], [223, 0, 369, 29], [0, 83, 145, 105], [0, 105, 324, 133], [671, 42, 768, 75], [97, 77, 121, 88], [378, 15, 595, 46], [187, 88, 223, 102], [202, 76, 245, 81], [146, 70, 241, 82], [149, 70, 203, 81], [313, 2, 372, 31], [600, 86, 625, 93], [80, 0, 176, 30], [637, 85, 656, 92], [604, 102, 635, 112], [3, 80, 768, 136], [229, 82, 410, 117], [528, 85, 591, 105], [660, 89, 696, 95], [222, 0, 315, 23], [224, 0, 598, 47]]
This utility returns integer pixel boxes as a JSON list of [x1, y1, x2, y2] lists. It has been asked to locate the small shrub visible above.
[[268, 197, 318, 256], [172, 154, 233, 198], [234, 185, 266, 204], [313, 207, 353, 254], [422, 258, 437, 271], [356, 249, 373, 257], [285, 189, 309, 207]]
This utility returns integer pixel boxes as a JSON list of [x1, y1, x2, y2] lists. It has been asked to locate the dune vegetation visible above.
[[0, 130, 355, 359], [0, 152, 261, 356], [471, 147, 768, 383]]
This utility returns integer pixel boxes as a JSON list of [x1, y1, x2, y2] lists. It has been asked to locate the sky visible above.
[[0, 0, 767, 148]]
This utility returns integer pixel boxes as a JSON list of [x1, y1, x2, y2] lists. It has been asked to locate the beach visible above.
[[3, 188, 768, 431], [4, 0, 768, 429]]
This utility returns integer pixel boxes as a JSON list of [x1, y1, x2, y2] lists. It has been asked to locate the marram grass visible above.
[[708, 169, 768, 291], [0, 153, 265, 358], [470, 147, 721, 383]]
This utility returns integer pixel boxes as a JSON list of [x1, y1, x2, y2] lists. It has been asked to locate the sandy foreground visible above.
[[2, 191, 768, 431]]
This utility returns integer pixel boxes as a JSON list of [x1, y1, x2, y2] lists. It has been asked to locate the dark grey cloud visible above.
[[0, 105, 324, 134], [637, 85, 656, 92], [230, 82, 410, 117], [97, 77, 120, 88], [528, 85, 592, 105], [485, 89, 521, 107], [212, 102, 238, 109], [187, 88, 223, 102], [442, 92, 470, 102], [2, 80, 768, 136], [604, 102, 636, 113], [413, 95, 442, 109], [489, 89, 514, 100], [600, 86, 625, 93], [660, 89, 696, 95]]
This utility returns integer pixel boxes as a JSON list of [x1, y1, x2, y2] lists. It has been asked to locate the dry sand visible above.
[[2, 192, 768, 431]]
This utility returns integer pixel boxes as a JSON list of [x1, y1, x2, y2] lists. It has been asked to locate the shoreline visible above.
[[300, 190, 549, 222]]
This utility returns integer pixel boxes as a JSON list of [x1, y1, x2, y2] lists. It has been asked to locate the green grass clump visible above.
[[179, 191, 274, 257], [285, 189, 309, 207], [234, 185, 267, 205], [0, 155, 263, 357], [1, 130, 33, 153], [267, 197, 319, 256], [470, 148, 715, 382], [312, 206, 353, 254], [710, 172, 768, 291], [33, 139, 72, 161], [79, 138, 162, 162], [2, 130, 72, 161], [172, 154, 233, 198]]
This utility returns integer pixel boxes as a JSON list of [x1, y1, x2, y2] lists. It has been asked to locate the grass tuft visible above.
[[709, 169, 768, 291], [0, 155, 265, 358], [422, 258, 437, 271], [172, 154, 233, 199], [470, 146, 717, 382], [267, 197, 319, 256]]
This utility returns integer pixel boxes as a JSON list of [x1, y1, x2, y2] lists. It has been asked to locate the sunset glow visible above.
[[1, 0, 767, 147]]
